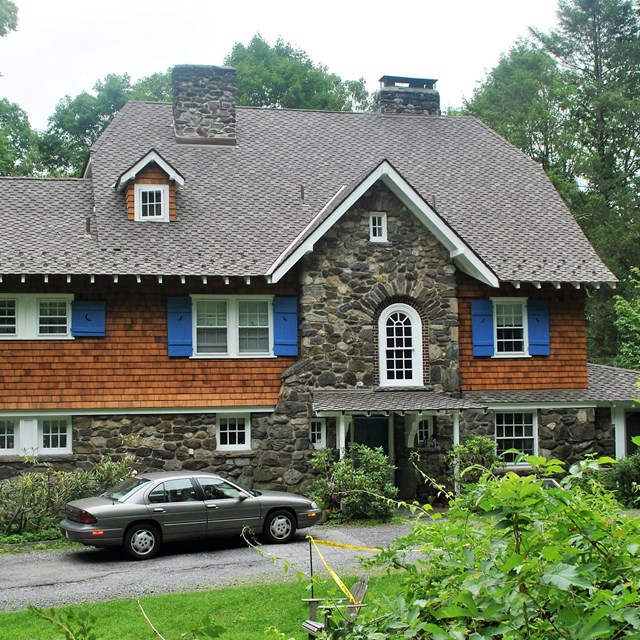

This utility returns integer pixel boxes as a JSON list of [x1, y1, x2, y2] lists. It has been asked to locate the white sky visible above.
[[1, 0, 559, 131]]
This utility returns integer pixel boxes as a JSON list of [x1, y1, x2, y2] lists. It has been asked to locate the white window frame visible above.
[[495, 411, 537, 465], [417, 416, 435, 448], [192, 296, 273, 358], [216, 414, 251, 451], [491, 297, 529, 358], [0, 416, 72, 457], [0, 294, 72, 340], [369, 211, 388, 243], [134, 184, 169, 222], [378, 303, 424, 387], [309, 418, 326, 449]]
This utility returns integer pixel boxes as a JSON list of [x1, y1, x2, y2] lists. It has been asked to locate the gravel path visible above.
[[0, 521, 412, 612]]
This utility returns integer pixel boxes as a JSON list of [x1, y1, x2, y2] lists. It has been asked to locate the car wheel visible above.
[[263, 509, 296, 544], [124, 523, 161, 560]]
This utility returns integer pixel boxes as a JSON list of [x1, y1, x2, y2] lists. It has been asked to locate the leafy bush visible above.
[[343, 455, 640, 639], [306, 444, 398, 521], [607, 449, 640, 508], [444, 434, 500, 486], [0, 455, 136, 537]]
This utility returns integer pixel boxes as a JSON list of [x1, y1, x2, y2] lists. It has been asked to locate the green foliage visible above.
[[39, 70, 171, 176], [29, 605, 98, 640], [0, 0, 17, 37], [0, 98, 40, 176], [613, 267, 640, 369], [0, 455, 136, 537], [224, 34, 370, 112], [608, 452, 640, 508], [344, 455, 640, 639], [306, 444, 398, 521], [444, 435, 500, 486]]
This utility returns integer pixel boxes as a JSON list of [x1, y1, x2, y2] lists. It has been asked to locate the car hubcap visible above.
[[271, 516, 292, 539], [131, 530, 155, 555]]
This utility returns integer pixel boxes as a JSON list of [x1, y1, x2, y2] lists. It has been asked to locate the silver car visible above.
[[60, 471, 322, 560]]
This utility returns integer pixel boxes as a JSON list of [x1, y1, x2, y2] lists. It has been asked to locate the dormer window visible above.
[[135, 184, 169, 222], [369, 212, 387, 242]]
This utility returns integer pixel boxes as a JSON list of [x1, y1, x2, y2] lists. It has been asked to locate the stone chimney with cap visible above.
[[375, 75, 440, 115], [172, 65, 237, 145]]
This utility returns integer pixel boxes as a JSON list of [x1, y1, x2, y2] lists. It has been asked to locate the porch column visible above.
[[612, 405, 626, 459], [452, 411, 460, 494], [337, 414, 347, 459]]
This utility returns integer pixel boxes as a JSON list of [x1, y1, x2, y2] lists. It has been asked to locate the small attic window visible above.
[[135, 184, 169, 222], [369, 212, 388, 242]]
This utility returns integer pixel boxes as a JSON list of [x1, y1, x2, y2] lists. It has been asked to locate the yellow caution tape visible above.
[[306, 536, 381, 604], [307, 536, 382, 553]]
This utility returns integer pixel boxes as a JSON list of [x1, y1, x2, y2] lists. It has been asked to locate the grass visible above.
[[0, 573, 404, 639]]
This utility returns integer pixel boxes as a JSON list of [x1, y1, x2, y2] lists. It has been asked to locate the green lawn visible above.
[[0, 573, 403, 640]]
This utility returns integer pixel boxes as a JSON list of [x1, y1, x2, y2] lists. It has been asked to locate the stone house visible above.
[[0, 65, 638, 497]]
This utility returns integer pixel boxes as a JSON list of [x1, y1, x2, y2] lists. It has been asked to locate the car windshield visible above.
[[102, 476, 151, 501]]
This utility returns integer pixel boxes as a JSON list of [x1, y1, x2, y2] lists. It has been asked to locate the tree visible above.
[[39, 71, 171, 176], [224, 34, 370, 111], [0, 0, 17, 38], [614, 267, 640, 369], [0, 99, 40, 176]]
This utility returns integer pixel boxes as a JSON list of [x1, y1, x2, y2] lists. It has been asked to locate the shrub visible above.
[[444, 434, 500, 486], [607, 449, 640, 508], [306, 443, 398, 521], [344, 455, 640, 639], [0, 455, 136, 537]]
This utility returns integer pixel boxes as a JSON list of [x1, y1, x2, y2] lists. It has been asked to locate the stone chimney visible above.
[[172, 65, 237, 145], [375, 75, 440, 116]]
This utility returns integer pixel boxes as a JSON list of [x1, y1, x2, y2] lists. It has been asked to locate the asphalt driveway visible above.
[[0, 520, 412, 612]]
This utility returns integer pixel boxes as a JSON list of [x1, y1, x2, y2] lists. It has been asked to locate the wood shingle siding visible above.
[[458, 275, 588, 390], [0, 282, 294, 410], [124, 164, 177, 222]]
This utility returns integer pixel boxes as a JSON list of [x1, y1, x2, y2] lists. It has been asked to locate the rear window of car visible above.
[[102, 476, 151, 501]]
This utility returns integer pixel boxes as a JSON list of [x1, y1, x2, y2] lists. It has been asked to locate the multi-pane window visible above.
[[39, 300, 69, 335], [0, 417, 71, 456], [495, 412, 535, 463], [0, 300, 16, 335], [378, 304, 423, 387], [135, 184, 169, 221], [0, 420, 15, 450], [494, 300, 526, 355], [196, 300, 228, 353], [217, 415, 251, 451], [369, 212, 388, 242], [42, 420, 68, 449], [193, 297, 272, 357], [309, 418, 326, 449], [417, 417, 434, 448], [0, 295, 71, 340], [238, 300, 269, 353]]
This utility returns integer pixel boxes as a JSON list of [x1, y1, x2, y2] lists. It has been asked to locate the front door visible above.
[[353, 416, 390, 456]]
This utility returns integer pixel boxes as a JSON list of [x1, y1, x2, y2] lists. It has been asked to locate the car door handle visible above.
[[153, 508, 165, 513], [206, 504, 218, 509]]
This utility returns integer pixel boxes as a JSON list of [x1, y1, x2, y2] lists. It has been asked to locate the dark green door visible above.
[[353, 416, 389, 455], [626, 412, 640, 456]]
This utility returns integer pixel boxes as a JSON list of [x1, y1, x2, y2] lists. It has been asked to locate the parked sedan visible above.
[[60, 471, 322, 560]]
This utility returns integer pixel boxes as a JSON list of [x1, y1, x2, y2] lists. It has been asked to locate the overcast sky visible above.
[[1, 0, 559, 131]]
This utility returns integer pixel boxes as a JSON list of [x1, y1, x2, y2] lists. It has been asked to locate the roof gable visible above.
[[268, 160, 499, 287], [115, 149, 185, 191]]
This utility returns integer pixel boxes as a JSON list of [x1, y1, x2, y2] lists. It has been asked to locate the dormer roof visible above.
[[115, 149, 185, 191]]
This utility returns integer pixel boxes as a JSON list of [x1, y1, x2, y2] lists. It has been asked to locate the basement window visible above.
[[135, 184, 169, 222]]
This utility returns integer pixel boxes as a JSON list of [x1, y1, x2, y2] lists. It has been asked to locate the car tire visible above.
[[124, 523, 161, 560], [263, 509, 296, 544]]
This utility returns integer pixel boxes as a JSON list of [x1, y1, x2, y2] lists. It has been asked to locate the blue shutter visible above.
[[273, 297, 298, 356], [471, 299, 494, 356], [167, 296, 192, 357], [71, 301, 106, 337], [528, 299, 550, 356]]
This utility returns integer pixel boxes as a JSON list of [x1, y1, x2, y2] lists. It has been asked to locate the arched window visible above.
[[378, 303, 424, 387]]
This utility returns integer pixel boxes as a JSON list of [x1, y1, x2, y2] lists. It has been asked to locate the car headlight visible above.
[[310, 501, 320, 510]]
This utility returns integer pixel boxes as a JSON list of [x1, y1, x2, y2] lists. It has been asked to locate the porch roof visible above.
[[312, 389, 484, 414]]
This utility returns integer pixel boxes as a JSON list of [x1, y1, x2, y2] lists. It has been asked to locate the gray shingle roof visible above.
[[313, 364, 640, 412], [0, 103, 616, 283]]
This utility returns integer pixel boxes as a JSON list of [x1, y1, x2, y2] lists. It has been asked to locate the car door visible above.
[[145, 478, 207, 541], [196, 476, 262, 536]]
